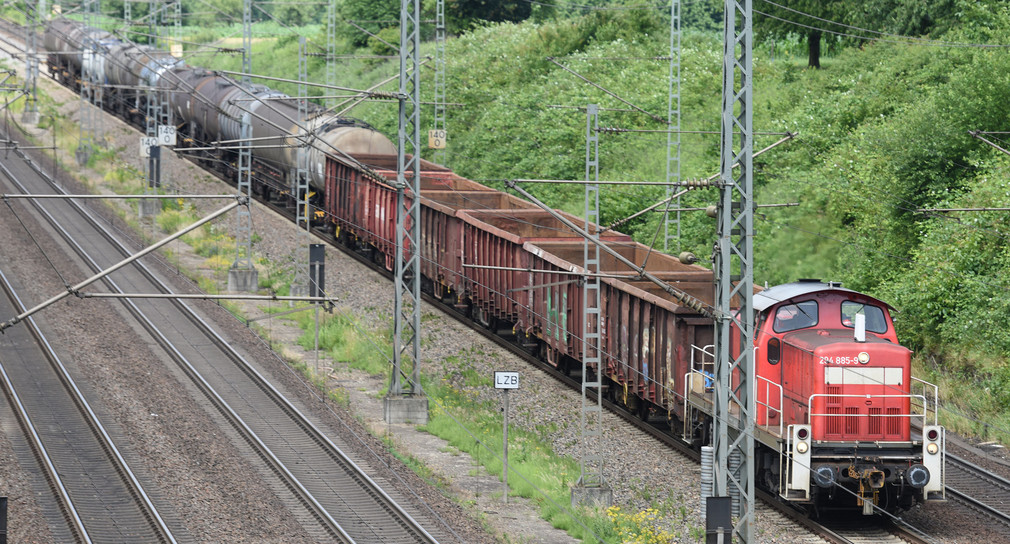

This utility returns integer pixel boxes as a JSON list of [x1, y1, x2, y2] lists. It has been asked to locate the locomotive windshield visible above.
[[773, 300, 818, 332], [840, 301, 888, 333]]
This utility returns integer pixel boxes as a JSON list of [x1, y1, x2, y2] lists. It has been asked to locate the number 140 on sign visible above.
[[428, 129, 446, 149]]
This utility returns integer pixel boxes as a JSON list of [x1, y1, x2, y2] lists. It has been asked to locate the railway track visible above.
[[945, 454, 1010, 527], [0, 268, 177, 542], [0, 134, 446, 542]]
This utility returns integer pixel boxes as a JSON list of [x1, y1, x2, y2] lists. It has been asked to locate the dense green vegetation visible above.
[[11, 1, 1010, 537], [155, 0, 1010, 439]]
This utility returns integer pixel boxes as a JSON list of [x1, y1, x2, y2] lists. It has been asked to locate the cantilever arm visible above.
[[1, 199, 242, 332]]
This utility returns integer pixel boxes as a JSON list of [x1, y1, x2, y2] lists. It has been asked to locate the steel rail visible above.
[[945, 454, 1010, 527], [3, 148, 360, 542], [0, 269, 176, 543], [6, 143, 438, 543]]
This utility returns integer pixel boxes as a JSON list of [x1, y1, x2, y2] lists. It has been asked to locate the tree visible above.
[[756, 1, 847, 68], [848, 0, 959, 37], [272, 0, 322, 27], [756, 0, 959, 69], [340, 0, 400, 47], [445, 0, 532, 33]]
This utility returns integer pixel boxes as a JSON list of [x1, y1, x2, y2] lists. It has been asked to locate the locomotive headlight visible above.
[[927, 443, 939, 455], [796, 441, 809, 454]]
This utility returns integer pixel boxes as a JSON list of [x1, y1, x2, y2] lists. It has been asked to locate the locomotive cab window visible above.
[[840, 301, 888, 334], [773, 300, 818, 333]]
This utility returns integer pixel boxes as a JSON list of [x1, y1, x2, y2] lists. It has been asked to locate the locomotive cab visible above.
[[752, 280, 945, 514]]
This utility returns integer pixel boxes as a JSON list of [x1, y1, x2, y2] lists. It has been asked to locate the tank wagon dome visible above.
[[324, 122, 396, 155], [304, 117, 396, 189]]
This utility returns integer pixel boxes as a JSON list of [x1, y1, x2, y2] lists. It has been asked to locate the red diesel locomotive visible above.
[[749, 281, 945, 513]]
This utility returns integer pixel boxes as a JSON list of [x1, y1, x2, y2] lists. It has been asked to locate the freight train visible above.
[[42, 17, 945, 515]]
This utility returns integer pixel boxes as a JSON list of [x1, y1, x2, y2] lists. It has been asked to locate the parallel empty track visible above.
[[0, 269, 177, 543], [945, 454, 1010, 527], [0, 132, 446, 542]]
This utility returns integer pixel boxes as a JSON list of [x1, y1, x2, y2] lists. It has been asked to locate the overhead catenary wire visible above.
[[344, 20, 398, 54], [754, 5, 1010, 49], [307, 173, 952, 540], [329, 163, 985, 470], [547, 56, 666, 123], [757, 0, 1010, 49], [39, 12, 993, 540], [2, 194, 73, 289], [35, 14, 394, 201], [0, 102, 603, 542], [25, 0, 977, 472], [0, 199, 243, 332], [598, 127, 793, 136], [604, 132, 796, 232], [0, 134, 472, 543]]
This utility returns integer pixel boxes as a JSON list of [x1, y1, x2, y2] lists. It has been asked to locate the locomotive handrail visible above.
[[683, 369, 709, 442], [756, 375, 784, 438], [807, 393, 930, 428], [690, 344, 715, 382], [910, 377, 940, 426], [682, 345, 716, 440]]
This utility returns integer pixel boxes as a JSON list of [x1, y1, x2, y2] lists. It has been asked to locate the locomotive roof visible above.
[[753, 280, 891, 312], [781, 328, 909, 352]]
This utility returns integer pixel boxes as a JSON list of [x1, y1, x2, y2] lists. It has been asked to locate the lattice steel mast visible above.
[[125, 0, 134, 42], [293, 36, 311, 294], [158, 0, 173, 193], [227, 0, 257, 291], [571, 103, 611, 507], [76, 0, 102, 165], [22, 0, 39, 124], [172, 0, 182, 56], [231, 113, 255, 279], [386, 0, 425, 423], [713, 0, 756, 540], [326, 0, 336, 107], [432, 0, 446, 165], [664, 0, 681, 253], [242, 0, 251, 84], [144, 4, 161, 195]]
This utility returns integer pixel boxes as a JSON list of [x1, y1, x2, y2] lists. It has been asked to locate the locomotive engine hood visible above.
[[784, 330, 913, 442]]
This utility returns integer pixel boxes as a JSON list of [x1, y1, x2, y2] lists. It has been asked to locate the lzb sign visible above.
[[494, 371, 519, 390]]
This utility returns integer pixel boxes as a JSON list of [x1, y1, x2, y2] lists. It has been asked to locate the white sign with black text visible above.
[[139, 136, 159, 158], [494, 371, 519, 389], [158, 125, 177, 146]]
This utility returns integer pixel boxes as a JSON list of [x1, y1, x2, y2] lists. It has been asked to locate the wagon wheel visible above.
[[473, 306, 493, 330], [605, 379, 617, 403], [637, 400, 651, 422]]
